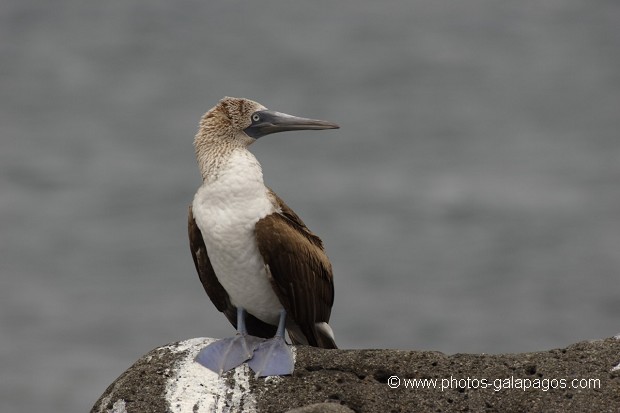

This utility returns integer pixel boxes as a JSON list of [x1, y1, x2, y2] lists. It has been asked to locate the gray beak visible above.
[[244, 110, 339, 139]]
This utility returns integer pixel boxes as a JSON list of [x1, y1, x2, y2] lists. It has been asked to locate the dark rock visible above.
[[91, 336, 620, 413], [284, 402, 355, 413]]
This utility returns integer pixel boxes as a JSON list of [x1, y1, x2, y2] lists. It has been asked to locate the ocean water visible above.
[[2, 1, 620, 411]]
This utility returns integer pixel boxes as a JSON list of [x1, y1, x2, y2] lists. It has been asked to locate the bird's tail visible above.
[[315, 321, 338, 349], [288, 322, 338, 349]]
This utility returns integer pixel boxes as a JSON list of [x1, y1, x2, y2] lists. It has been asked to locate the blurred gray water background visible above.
[[2, 0, 620, 411]]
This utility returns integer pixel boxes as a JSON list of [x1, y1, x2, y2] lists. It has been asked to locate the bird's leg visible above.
[[195, 308, 264, 375], [247, 309, 294, 377], [236, 306, 248, 334]]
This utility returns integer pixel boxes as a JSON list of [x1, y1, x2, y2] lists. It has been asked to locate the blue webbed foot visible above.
[[195, 334, 264, 375], [247, 336, 294, 377], [248, 308, 294, 377]]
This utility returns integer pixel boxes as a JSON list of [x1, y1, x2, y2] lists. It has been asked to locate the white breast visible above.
[[192, 149, 282, 325]]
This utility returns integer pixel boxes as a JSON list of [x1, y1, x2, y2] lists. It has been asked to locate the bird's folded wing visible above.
[[255, 191, 336, 348]]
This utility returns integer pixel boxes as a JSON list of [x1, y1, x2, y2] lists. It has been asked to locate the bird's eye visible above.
[[252, 114, 260, 122]]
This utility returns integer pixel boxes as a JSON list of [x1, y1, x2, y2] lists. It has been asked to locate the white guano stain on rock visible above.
[[107, 399, 127, 413], [92, 392, 126, 413], [164, 338, 258, 413]]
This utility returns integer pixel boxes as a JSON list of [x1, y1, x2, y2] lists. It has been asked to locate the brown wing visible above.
[[255, 191, 337, 348], [188, 205, 276, 338]]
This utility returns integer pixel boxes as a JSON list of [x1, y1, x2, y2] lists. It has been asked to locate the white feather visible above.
[[192, 149, 282, 325]]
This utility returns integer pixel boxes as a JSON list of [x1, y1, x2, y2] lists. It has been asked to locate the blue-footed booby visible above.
[[188, 97, 339, 377]]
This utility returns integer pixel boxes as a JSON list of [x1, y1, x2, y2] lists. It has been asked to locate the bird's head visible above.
[[194, 97, 339, 180], [196, 96, 339, 147]]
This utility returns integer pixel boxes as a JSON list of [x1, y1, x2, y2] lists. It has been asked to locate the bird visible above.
[[188, 97, 339, 376]]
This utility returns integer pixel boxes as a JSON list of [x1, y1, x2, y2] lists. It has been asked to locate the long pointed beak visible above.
[[244, 110, 339, 139]]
